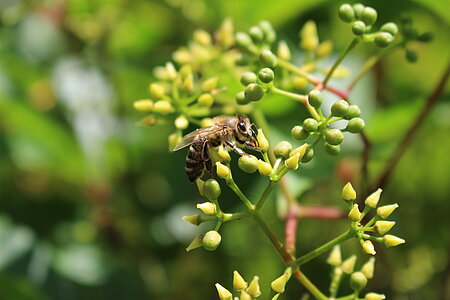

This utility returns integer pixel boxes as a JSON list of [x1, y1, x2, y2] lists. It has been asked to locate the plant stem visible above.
[[255, 180, 278, 211], [323, 38, 359, 87], [270, 87, 321, 121], [225, 175, 254, 210], [293, 270, 329, 300], [222, 211, 251, 222]]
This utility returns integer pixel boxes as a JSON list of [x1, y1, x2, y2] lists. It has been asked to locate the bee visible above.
[[174, 115, 260, 182]]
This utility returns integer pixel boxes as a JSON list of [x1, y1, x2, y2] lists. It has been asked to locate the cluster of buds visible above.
[[342, 183, 405, 256], [398, 15, 434, 63], [215, 269, 291, 300], [327, 245, 385, 299]]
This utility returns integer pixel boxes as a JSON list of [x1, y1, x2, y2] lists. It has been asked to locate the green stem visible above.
[[293, 271, 329, 300], [330, 266, 343, 298], [255, 180, 278, 211], [270, 87, 321, 121], [225, 175, 254, 210], [323, 38, 360, 87], [222, 211, 251, 222]]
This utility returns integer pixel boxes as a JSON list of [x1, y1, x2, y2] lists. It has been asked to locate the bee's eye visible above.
[[238, 121, 247, 132]]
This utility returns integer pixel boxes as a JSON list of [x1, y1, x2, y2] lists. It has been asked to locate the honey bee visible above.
[[174, 115, 260, 182]]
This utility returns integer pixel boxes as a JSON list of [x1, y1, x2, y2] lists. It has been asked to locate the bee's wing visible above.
[[173, 126, 223, 151]]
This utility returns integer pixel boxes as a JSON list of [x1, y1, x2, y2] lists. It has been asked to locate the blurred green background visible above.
[[0, 0, 449, 299]]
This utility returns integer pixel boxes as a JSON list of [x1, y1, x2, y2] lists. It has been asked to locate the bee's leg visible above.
[[243, 141, 262, 152], [225, 141, 247, 156]]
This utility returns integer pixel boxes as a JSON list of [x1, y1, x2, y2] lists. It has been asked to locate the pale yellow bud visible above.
[[271, 273, 289, 293], [153, 66, 169, 80], [361, 257, 375, 279], [292, 77, 308, 91], [341, 255, 357, 274], [186, 234, 204, 251], [327, 245, 342, 266], [182, 74, 194, 93], [198, 93, 214, 107], [201, 118, 215, 128], [342, 182, 357, 201], [239, 290, 251, 300], [202, 77, 219, 92], [285, 153, 300, 170], [375, 220, 395, 235], [215, 283, 233, 300], [165, 62, 177, 79], [182, 214, 201, 226], [364, 292, 386, 300], [168, 133, 182, 152], [290, 143, 308, 160], [196, 202, 216, 215], [277, 40, 291, 61], [233, 270, 248, 291], [217, 146, 231, 163], [153, 101, 173, 115], [175, 115, 189, 129], [362, 240, 376, 255], [316, 40, 333, 58], [377, 203, 398, 219], [365, 188, 382, 208], [137, 115, 157, 127], [133, 99, 153, 112], [257, 129, 269, 152], [196, 178, 205, 196], [149, 83, 165, 99], [216, 162, 230, 178], [246, 276, 261, 297], [172, 48, 192, 65], [179, 64, 192, 79], [257, 160, 272, 176], [193, 29, 212, 46], [348, 204, 362, 221], [384, 235, 405, 248], [215, 18, 234, 49], [300, 21, 319, 51]]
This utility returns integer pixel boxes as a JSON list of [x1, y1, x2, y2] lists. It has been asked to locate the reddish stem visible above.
[[285, 206, 299, 254], [286, 204, 344, 220]]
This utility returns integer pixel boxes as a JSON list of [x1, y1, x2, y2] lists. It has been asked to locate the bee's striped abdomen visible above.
[[185, 141, 206, 182]]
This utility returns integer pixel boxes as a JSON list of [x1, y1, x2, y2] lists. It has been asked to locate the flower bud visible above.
[[240, 72, 258, 86], [216, 18, 234, 48], [186, 234, 204, 251], [361, 7, 377, 26], [196, 178, 205, 196], [271, 269, 291, 293], [257, 129, 269, 152], [353, 4, 365, 19], [216, 162, 230, 178], [331, 100, 350, 117], [249, 26, 264, 43], [350, 272, 367, 291], [153, 101, 174, 115], [291, 126, 309, 140], [244, 83, 265, 101], [165, 62, 177, 79], [203, 230, 222, 251], [193, 29, 212, 46], [235, 32, 254, 51], [246, 276, 261, 297], [236, 91, 250, 105], [327, 245, 342, 266], [233, 270, 248, 291], [239, 290, 251, 300], [364, 293, 386, 300], [361, 257, 375, 279], [277, 40, 291, 61], [274, 141, 292, 158], [342, 182, 357, 201], [325, 143, 340, 156], [198, 93, 214, 107], [215, 283, 232, 300], [258, 68, 275, 83], [384, 235, 405, 248], [352, 21, 366, 36], [290, 143, 308, 160], [302, 118, 319, 132], [197, 202, 216, 215], [182, 214, 202, 226], [339, 4, 355, 23], [175, 115, 189, 129], [172, 49, 191, 65], [375, 32, 393, 48], [405, 49, 418, 63], [342, 255, 357, 274], [202, 77, 219, 92], [380, 22, 398, 35], [346, 117, 365, 133], [316, 40, 333, 59], [238, 155, 258, 173], [259, 49, 277, 68], [149, 83, 165, 99], [204, 179, 221, 200], [258, 160, 272, 176], [218, 146, 231, 163], [137, 115, 157, 127], [417, 32, 433, 42], [133, 99, 153, 112], [308, 90, 323, 108], [300, 21, 318, 51], [377, 203, 398, 219], [325, 129, 344, 146], [285, 153, 300, 170], [345, 105, 361, 119], [292, 77, 308, 91], [301, 147, 314, 163], [182, 73, 194, 93], [348, 204, 362, 221], [365, 188, 382, 208], [201, 118, 215, 128], [168, 133, 182, 152], [259, 20, 276, 44], [362, 240, 376, 255]]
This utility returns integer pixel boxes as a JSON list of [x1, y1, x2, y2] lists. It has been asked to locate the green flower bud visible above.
[[361, 7, 377, 26], [246, 276, 261, 297], [244, 83, 265, 101], [316, 40, 333, 59], [186, 234, 204, 251], [348, 203, 362, 221], [342, 182, 357, 201], [417, 32, 434, 42], [352, 21, 366, 36], [364, 293, 386, 300], [350, 272, 368, 291], [233, 270, 248, 291], [182, 214, 202, 226], [133, 99, 153, 112], [271, 269, 291, 293], [175, 115, 189, 129], [204, 179, 221, 200], [238, 155, 258, 173], [216, 162, 230, 178], [346, 117, 365, 133], [168, 132, 182, 152], [380, 22, 398, 35], [138, 115, 155, 126], [236, 91, 250, 105], [182, 74, 194, 93], [361, 257, 375, 279], [362, 240, 376, 255], [375, 32, 393, 48], [345, 105, 361, 119], [292, 77, 309, 91], [325, 143, 340, 155], [258, 160, 272, 176], [300, 21, 319, 51], [342, 255, 357, 274], [302, 118, 319, 132], [301, 147, 314, 163], [325, 129, 344, 145], [339, 4, 355, 23], [405, 49, 418, 63], [327, 245, 342, 266], [259, 49, 277, 68], [257, 129, 269, 152], [240, 72, 258, 86], [274, 141, 292, 158], [277, 40, 291, 61], [377, 203, 398, 219], [197, 202, 216, 215], [384, 235, 405, 248], [259, 20, 276, 44], [198, 93, 214, 107], [249, 26, 264, 43], [149, 83, 165, 99], [365, 188, 382, 208], [235, 32, 254, 50], [331, 100, 350, 117], [258, 68, 275, 83], [179, 64, 192, 79], [203, 230, 222, 251], [308, 90, 323, 108], [235, 54, 250, 66], [153, 101, 174, 115], [215, 283, 232, 300], [291, 126, 310, 140], [352, 4, 365, 19], [285, 153, 300, 170]]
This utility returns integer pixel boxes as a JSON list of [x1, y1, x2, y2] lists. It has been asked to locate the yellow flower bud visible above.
[[133, 99, 153, 112], [215, 18, 234, 49], [175, 115, 189, 129], [292, 76, 308, 91], [153, 101, 174, 115], [377, 203, 398, 219], [196, 178, 205, 196], [300, 21, 318, 51], [365, 188, 382, 208], [179, 64, 192, 79], [316, 40, 333, 58], [153, 66, 169, 80], [193, 29, 212, 46], [271, 268, 291, 293], [137, 115, 157, 127], [216, 162, 230, 178], [342, 182, 356, 201], [239, 290, 251, 300], [168, 132, 182, 152], [277, 40, 291, 61], [182, 214, 202, 226], [198, 93, 214, 107], [202, 77, 219, 92], [327, 245, 342, 266], [362, 240, 376, 255], [186, 234, 204, 251], [233, 270, 248, 291], [290, 143, 308, 160], [165, 62, 177, 80], [201, 118, 215, 128], [246, 276, 261, 297], [196, 202, 216, 215], [258, 160, 272, 176], [215, 283, 232, 300], [341, 255, 357, 274], [218, 146, 231, 163], [348, 204, 362, 221], [361, 257, 375, 279], [285, 153, 300, 170], [375, 221, 395, 235], [384, 235, 405, 248], [149, 83, 165, 99], [172, 48, 192, 64], [182, 74, 194, 93], [364, 292, 386, 300], [257, 129, 269, 152]]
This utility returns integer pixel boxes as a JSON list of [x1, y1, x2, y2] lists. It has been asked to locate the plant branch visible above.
[[323, 38, 360, 87]]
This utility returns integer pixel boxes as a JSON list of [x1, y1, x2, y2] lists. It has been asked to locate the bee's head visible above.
[[236, 115, 258, 145]]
